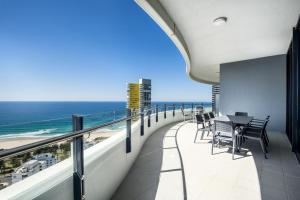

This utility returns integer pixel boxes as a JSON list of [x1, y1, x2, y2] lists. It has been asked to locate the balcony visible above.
[[1, 0, 300, 199], [113, 121, 300, 200]]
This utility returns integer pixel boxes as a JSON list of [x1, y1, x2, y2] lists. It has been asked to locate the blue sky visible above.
[[0, 0, 211, 102]]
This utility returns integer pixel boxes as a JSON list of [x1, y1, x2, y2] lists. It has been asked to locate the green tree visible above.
[[59, 142, 71, 152], [0, 160, 4, 173], [11, 158, 21, 168], [21, 153, 32, 163]]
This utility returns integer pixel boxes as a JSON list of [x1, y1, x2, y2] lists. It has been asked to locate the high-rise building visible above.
[[139, 79, 151, 110]]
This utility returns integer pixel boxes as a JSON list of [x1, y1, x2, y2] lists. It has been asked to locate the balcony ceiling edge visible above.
[[135, 0, 218, 85]]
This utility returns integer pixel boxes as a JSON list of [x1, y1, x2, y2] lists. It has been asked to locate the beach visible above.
[[0, 128, 123, 150]]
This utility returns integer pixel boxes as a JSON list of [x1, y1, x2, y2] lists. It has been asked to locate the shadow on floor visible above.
[[113, 122, 300, 200], [193, 126, 300, 200], [112, 122, 187, 200]]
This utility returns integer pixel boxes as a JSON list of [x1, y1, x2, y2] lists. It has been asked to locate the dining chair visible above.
[[194, 114, 208, 142], [212, 120, 237, 160], [203, 113, 212, 134], [240, 120, 269, 159], [208, 112, 215, 119], [248, 116, 270, 146], [235, 112, 248, 116]]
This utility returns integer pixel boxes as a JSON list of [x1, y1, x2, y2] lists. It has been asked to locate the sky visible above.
[[0, 0, 211, 102]]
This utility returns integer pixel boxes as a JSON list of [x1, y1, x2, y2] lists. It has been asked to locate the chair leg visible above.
[[232, 137, 235, 160], [211, 133, 214, 155], [259, 138, 267, 159], [238, 135, 243, 150], [207, 123, 212, 136], [263, 136, 268, 153], [264, 130, 269, 145], [239, 135, 243, 149], [236, 135, 240, 152], [194, 130, 199, 143], [199, 123, 205, 140]]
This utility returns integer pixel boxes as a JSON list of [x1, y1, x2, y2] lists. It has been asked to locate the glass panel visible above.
[[82, 111, 126, 149], [0, 140, 72, 190]]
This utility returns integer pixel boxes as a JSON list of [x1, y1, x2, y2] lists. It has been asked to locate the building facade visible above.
[[139, 78, 151, 110]]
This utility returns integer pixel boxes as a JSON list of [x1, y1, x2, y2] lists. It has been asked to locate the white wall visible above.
[[0, 110, 188, 200], [220, 55, 286, 132]]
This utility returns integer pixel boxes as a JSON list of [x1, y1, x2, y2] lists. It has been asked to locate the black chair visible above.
[[248, 116, 270, 146], [194, 114, 208, 142], [249, 116, 270, 126], [208, 112, 215, 119], [240, 120, 269, 159], [212, 120, 237, 160], [235, 112, 248, 116], [196, 114, 205, 129], [203, 113, 212, 134]]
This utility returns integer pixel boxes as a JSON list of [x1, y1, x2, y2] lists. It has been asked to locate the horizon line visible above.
[[0, 100, 211, 103]]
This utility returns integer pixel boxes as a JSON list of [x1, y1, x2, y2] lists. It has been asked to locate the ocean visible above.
[[0, 101, 211, 139]]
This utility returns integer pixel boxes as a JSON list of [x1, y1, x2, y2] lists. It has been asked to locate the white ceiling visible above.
[[137, 0, 300, 84]]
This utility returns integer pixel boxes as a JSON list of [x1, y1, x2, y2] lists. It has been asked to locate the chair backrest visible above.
[[235, 112, 248, 116], [203, 113, 210, 121], [196, 114, 204, 124], [208, 112, 215, 118], [214, 120, 234, 137]]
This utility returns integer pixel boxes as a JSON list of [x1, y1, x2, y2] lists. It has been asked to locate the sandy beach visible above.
[[0, 128, 124, 150]]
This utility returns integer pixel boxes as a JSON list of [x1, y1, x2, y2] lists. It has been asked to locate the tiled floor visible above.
[[112, 121, 300, 200]]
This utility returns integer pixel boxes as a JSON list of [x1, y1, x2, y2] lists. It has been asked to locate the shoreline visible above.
[[0, 128, 123, 150]]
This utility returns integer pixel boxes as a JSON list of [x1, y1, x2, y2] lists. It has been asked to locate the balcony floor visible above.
[[112, 121, 300, 200]]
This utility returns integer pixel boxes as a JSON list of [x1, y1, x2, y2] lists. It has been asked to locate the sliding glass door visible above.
[[286, 17, 300, 161]]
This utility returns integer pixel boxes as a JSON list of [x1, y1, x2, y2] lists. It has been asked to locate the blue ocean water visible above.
[[0, 102, 211, 138]]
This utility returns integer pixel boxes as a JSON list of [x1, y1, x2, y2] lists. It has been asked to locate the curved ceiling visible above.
[[136, 0, 300, 84]]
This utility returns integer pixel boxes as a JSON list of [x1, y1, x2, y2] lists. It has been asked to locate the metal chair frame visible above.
[[212, 120, 236, 160]]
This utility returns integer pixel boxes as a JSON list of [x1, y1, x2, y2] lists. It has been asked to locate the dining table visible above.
[[212, 115, 254, 151], [213, 115, 253, 126]]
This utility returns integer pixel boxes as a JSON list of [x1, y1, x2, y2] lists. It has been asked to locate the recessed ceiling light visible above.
[[213, 17, 227, 26]]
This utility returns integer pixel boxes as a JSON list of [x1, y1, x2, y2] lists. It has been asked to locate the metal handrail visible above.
[[0, 103, 208, 160], [0, 117, 129, 160], [0, 102, 210, 199]]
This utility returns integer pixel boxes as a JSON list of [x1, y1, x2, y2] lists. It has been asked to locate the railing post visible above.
[[155, 105, 158, 122], [191, 103, 194, 114], [148, 110, 151, 127], [72, 115, 85, 200], [164, 104, 167, 119], [140, 108, 144, 136], [173, 104, 175, 117], [126, 109, 131, 153]]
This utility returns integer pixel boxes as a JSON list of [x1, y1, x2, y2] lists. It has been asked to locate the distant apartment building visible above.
[[12, 153, 57, 183], [33, 153, 57, 167], [12, 160, 46, 183]]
